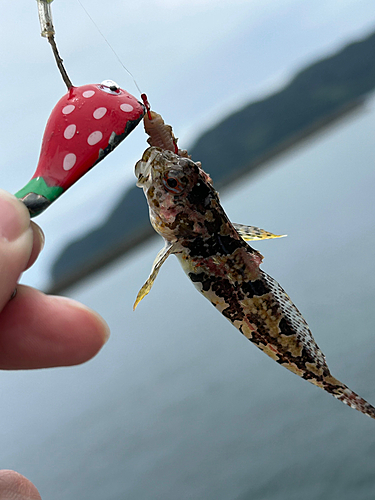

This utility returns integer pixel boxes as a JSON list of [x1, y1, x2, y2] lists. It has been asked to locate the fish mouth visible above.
[[134, 147, 162, 187]]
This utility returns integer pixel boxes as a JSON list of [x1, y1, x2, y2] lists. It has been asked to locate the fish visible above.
[[134, 145, 375, 419]]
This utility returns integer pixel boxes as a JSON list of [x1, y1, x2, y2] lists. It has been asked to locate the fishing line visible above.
[[76, 0, 142, 95]]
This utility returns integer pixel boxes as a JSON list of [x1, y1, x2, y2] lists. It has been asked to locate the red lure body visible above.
[[16, 81, 145, 216], [35, 82, 144, 190]]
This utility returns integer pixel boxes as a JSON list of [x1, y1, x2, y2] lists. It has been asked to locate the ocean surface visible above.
[[2, 96, 375, 499]]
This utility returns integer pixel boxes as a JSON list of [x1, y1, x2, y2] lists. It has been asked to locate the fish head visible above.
[[135, 147, 221, 242]]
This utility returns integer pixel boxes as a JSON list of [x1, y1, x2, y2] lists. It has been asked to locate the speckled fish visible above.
[[134, 146, 375, 419]]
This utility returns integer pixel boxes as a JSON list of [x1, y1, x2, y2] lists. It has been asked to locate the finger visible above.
[[24, 222, 45, 271], [0, 285, 110, 369], [0, 190, 34, 311], [0, 470, 41, 500]]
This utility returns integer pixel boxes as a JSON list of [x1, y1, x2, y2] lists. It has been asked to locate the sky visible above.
[[0, 0, 375, 289]]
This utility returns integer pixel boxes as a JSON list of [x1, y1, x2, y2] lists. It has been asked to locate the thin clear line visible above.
[[76, 0, 142, 94]]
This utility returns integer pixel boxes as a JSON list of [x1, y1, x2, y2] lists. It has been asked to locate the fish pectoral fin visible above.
[[233, 223, 286, 242], [133, 243, 174, 310]]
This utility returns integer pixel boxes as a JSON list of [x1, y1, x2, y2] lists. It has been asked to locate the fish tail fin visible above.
[[321, 375, 375, 419]]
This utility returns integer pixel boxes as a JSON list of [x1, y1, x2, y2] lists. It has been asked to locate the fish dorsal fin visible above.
[[133, 242, 174, 310], [233, 223, 286, 242]]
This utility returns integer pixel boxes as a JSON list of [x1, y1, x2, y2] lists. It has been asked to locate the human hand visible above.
[[0, 188, 110, 369], [0, 188, 110, 498], [0, 470, 42, 500]]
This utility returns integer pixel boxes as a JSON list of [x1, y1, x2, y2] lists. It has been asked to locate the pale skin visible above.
[[0, 189, 110, 499]]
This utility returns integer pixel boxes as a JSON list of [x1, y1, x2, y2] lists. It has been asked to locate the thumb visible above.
[[0, 470, 41, 500], [0, 189, 34, 312]]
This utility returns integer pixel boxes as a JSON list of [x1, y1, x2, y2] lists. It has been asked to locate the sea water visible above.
[[1, 97, 375, 499]]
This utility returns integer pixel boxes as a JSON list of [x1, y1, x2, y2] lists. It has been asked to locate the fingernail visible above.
[[74, 302, 111, 344], [33, 223, 45, 251], [57, 297, 111, 344], [101, 320, 111, 343], [0, 190, 30, 242], [87, 308, 111, 344]]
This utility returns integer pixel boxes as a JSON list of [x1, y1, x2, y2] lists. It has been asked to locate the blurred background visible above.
[[1, 1, 375, 499]]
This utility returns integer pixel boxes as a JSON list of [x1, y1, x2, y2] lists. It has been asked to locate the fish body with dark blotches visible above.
[[134, 146, 375, 420]]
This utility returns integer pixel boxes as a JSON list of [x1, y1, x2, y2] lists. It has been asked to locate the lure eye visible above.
[[100, 80, 120, 94], [162, 171, 186, 194]]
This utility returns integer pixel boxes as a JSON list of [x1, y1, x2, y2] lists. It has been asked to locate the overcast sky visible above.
[[0, 0, 374, 288]]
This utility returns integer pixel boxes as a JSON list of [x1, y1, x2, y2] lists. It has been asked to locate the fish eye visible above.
[[162, 171, 186, 194]]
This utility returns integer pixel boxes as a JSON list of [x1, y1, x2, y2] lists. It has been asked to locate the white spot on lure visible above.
[[133, 145, 375, 420], [63, 153, 77, 171], [63, 124, 76, 140], [83, 90, 95, 98], [93, 107, 107, 120], [62, 104, 75, 115], [120, 103, 134, 113], [87, 131, 103, 146]]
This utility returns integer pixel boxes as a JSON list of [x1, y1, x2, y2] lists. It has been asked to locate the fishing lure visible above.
[[15, 81, 145, 216], [134, 146, 375, 419], [15, 2, 145, 216]]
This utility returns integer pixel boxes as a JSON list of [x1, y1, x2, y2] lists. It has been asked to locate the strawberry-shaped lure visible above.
[[15, 80, 145, 216]]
